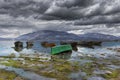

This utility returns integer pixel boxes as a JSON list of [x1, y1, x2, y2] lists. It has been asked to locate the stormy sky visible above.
[[0, 0, 120, 38]]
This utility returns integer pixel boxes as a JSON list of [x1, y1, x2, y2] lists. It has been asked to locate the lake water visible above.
[[0, 41, 120, 80], [0, 41, 120, 58]]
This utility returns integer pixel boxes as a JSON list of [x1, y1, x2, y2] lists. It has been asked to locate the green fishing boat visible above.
[[51, 44, 72, 55]]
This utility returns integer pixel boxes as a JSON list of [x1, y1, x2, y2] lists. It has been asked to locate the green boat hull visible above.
[[51, 45, 72, 55]]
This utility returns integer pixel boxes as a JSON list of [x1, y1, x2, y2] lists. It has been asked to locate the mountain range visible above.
[[78, 33, 119, 41], [15, 30, 120, 42], [16, 30, 80, 41]]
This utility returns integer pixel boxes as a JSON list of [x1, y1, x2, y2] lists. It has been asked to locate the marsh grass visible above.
[[0, 69, 24, 80], [0, 55, 120, 80]]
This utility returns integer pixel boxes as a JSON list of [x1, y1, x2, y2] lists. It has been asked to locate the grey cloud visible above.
[[0, 15, 37, 30], [43, 0, 120, 22], [0, 0, 120, 38], [34, 14, 61, 20], [56, 0, 93, 8], [0, 0, 51, 17], [44, 0, 94, 20], [74, 13, 120, 25], [0, 30, 11, 35], [106, 24, 120, 28], [0, 0, 120, 22]]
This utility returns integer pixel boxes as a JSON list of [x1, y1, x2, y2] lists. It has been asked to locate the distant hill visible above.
[[16, 30, 120, 42], [16, 30, 80, 41], [78, 33, 120, 41]]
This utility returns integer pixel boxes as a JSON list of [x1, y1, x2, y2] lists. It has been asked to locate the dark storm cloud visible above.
[[44, 0, 120, 20], [0, 0, 120, 22], [34, 14, 61, 20], [75, 13, 120, 25], [0, 0, 51, 17], [44, 0, 94, 20], [0, 0, 120, 38], [56, 0, 93, 8]]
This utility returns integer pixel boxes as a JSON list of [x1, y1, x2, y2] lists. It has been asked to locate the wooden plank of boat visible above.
[[51, 45, 72, 55]]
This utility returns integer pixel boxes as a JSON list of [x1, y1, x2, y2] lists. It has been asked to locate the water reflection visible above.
[[26, 41, 34, 49], [14, 47, 23, 52], [60, 41, 78, 51], [78, 41, 102, 49], [51, 50, 72, 60], [13, 41, 34, 52], [58, 50, 72, 59], [0, 41, 120, 58], [13, 41, 23, 52]]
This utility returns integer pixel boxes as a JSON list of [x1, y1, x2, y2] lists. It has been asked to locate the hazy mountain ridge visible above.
[[16, 30, 120, 41], [16, 30, 80, 41], [78, 33, 120, 41]]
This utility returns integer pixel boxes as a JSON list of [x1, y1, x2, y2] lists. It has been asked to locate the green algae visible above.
[[0, 55, 120, 80], [0, 69, 17, 80], [1, 59, 23, 68], [78, 62, 96, 77], [37, 60, 80, 80], [0, 57, 80, 80]]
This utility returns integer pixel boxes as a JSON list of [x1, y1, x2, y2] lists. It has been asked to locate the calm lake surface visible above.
[[0, 41, 120, 58]]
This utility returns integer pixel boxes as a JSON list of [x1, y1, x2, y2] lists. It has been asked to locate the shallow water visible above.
[[0, 65, 55, 80], [0, 41, 120, 57], [0, 41, 120, 80]]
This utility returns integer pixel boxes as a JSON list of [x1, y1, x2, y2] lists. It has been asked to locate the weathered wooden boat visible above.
[[51, 45, 72, 55], [60, 41, 78, 51], [78, 41, 102, 48], [41, 42, 56, 48]]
